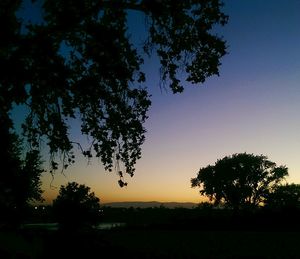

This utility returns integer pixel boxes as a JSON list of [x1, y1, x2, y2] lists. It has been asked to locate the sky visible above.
[[13, 0, 300, 204]]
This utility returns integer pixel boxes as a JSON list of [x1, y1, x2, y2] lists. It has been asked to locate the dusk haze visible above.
[[20, 0, 299, 204], [2, 1, 300, 258]]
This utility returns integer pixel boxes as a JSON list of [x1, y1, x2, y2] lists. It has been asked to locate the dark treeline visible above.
[[97, 205, 300, 231], [23, 203, 300, 232]]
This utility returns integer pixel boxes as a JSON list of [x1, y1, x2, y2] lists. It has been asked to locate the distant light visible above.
[[42, 206, 45, 210], [34, 206, 38, 210]]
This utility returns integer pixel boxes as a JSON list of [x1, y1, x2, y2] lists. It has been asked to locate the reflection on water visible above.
[[21, 223, 59, 231], [21, 222, 126, 231], [94, 222, 126, 230]]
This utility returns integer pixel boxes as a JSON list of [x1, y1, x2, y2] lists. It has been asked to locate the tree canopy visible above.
[[191, 153, 288, 210], [1, 0, 228, 185], [0, 120, 44, 224], [265, 183, 300, 210], [52, 182, 101, 230]]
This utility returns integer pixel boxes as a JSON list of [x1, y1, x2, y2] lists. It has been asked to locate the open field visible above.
[[1, 227, 300, 258], [101, 228, 300, 258], [2, 207, 300, 258]]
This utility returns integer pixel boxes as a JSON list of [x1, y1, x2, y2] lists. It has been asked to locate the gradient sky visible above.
[[13, 0, 300, 204]]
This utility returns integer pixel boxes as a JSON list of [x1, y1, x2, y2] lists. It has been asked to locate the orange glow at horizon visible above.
[[24, 0, 300, 205]]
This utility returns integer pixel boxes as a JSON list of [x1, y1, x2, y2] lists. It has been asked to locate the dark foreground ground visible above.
[[1, 227, 300, 258], [1, 207, 300, 258]]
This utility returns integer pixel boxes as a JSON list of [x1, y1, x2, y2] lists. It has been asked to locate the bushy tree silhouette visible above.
[[265, 183, 300, 210], [191, 153, 288, 210], [0, 118, 44, 226], [1, 0, 228, 185], [53, 182, 101, 230]]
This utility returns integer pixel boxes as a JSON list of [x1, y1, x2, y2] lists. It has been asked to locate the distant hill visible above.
[[102, 201, 198, 209]]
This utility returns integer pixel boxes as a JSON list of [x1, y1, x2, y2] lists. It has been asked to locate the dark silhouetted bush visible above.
[[53, 182, 101, 231]]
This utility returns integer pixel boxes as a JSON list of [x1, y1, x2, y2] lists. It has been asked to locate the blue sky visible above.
[[12, 0, 300, 203]]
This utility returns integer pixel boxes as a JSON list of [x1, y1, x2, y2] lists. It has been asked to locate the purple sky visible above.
[[13, 1, 300, 203]]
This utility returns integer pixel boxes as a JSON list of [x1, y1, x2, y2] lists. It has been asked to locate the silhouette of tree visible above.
[[53, 182, 101, 230], [16, 150, 44, 206], [0, 117, 44, 225], [1, 0, 228, 185], [191, 153, 288, 210], [265, 183, 300, 210], [196, 201, 214, 210]]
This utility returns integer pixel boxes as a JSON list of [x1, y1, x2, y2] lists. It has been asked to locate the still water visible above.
[[94, 222, 126, 230], [22, 222, 126, 231]]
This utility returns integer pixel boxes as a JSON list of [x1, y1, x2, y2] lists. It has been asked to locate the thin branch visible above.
[[71, 141, 84, 153]]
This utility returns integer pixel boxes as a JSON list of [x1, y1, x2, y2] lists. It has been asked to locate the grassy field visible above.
[[102, 228, 300, 258], [1, 227, 300, 258], [2, 207, 300, 258]]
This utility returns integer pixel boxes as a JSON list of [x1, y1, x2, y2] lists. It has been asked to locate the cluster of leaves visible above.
[[52, 182, 101, 230], [142, 0, 228, 92], [265, 183, 300, 210], [191, 153, 288, 210], [0, 113, 44, 222], [1, 0, 227, 185]]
